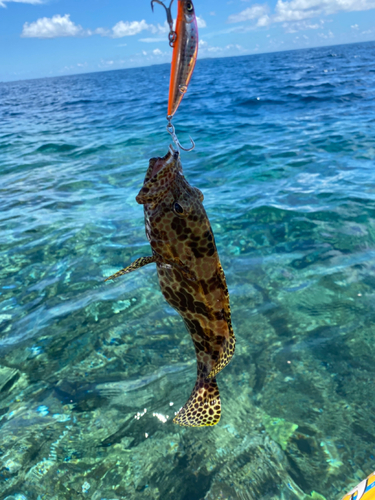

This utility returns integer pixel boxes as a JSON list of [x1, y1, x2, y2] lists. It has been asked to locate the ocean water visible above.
[[1, 40, 375, 500]]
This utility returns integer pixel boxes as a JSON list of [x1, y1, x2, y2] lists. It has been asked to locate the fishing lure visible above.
[[151, 0, 199, 151], [106, 148, 236, 426], [341, 470, 375, 500]]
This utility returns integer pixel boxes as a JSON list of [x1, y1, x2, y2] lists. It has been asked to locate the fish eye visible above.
[[186, 1, 194, 12], [174, 202, 184, 215]]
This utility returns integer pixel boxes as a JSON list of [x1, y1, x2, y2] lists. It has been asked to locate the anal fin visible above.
[[173, 376, 221, 427]]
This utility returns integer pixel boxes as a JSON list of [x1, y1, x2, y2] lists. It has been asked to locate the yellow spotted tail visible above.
[[173, 376, 221, 427]]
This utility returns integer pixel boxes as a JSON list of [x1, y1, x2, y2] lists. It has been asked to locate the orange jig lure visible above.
[[167, 0, 198, 119], [152, 0, 198, 151]]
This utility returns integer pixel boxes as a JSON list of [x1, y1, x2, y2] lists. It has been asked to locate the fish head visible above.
[[180, 0, 196, 23], [136, 147, 204, 210], [136, 148, 184, 207], [136, 148, 216, 268]]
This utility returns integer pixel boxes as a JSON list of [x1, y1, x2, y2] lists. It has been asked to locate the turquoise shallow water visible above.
[[1, 41, 375, 499]]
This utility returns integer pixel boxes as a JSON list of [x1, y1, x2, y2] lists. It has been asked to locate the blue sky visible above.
[[1, 0, 374, 82]]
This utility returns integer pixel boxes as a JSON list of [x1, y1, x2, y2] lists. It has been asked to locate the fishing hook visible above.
[[167, 119, 195, 152], [151, 0, 177, 47]]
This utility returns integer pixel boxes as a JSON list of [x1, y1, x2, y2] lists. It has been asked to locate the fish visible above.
[[106, 148, 235, 427]]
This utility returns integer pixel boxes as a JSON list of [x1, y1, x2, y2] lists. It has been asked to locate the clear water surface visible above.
[[1, 41, 375, 500]]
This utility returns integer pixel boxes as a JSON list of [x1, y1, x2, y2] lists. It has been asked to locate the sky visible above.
[[0, 0, 375, 82]]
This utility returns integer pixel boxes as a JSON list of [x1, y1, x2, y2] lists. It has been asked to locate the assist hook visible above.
[[167, 119, 195, 152], [151, 0, 177, 47]]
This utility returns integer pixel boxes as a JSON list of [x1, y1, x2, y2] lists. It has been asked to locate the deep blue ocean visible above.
[[1, 41, 375, 500]]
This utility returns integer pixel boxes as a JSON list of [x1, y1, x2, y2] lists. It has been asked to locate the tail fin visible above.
[[173, 376, 221, 427]]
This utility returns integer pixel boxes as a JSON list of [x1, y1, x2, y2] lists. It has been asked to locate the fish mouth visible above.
[[150, 146, 179, 178], [136, 146, 181, 205]]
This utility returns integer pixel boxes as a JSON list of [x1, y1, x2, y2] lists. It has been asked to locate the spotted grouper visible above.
[[106, 147, 235, 427]]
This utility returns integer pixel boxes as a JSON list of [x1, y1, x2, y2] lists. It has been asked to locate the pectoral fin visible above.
[[105, 256, 156, 282]]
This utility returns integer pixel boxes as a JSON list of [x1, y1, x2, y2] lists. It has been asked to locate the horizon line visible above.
[[1, 38, 374, 85]]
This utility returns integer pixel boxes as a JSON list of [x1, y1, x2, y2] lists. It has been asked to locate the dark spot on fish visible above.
[[189, 319, 210, 340], [215, 310, 224, 321], [173, 269, 183, 281], [192, 248, 205, 259], [195, 302, 213, 320], [200, 280, 209, 295], [176, 291, 188, 309]]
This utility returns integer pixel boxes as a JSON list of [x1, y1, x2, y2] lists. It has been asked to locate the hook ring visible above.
[[151, 0, 177, 46]]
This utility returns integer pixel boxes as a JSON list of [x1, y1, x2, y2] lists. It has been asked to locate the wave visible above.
[[35, 143, 77, 154]]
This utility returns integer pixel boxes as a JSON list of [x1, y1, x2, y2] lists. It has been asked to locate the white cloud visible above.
[[283, 19, 322, 32], [109, 19, 170, 38], [152, 48, 162, 55], [0, 0, 44, 7], [198, 41, 245, 55], [21, 14, 86, 38], [351, 23, 359, 29], [111, 20, 153, 38], [20, 15, 169, 39], [228, 4, 269, 23], [94, 27, 110, 36], [196, 16, 207, 28], [318, 30, 334, 38], [228, 0, 375, 32], [20, 10, 205, 41], [274, 0, 375, 23], [257, 15, 271, 26]]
